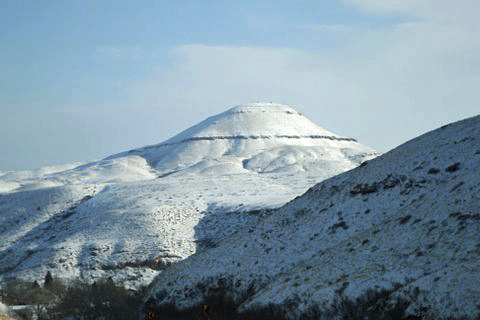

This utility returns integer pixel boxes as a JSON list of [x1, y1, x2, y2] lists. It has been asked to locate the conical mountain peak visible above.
[[165, 102, 341, 143], [108, 102, 376, 175]]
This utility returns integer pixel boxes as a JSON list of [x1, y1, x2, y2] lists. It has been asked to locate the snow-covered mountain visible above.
[[145, 115, 480, 319], [0, 103, 376, 288]]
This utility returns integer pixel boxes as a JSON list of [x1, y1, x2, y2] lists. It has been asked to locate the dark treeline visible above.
[[2, 273, 479, 320], [144, 279, 480, 320], [0, 272, 144, 320], [145, 283, 433, 320]]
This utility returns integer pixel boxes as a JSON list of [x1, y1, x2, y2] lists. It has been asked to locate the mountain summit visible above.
[[107, 102, 374, 176], [0, 103, 377, 287]]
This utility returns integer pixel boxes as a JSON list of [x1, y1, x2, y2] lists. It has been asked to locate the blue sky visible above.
[[1, 0, 479, 170]]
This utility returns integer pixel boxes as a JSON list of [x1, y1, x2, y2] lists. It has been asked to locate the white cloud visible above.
[[346, 0, 426, 14], [346, 0, 480, 24]]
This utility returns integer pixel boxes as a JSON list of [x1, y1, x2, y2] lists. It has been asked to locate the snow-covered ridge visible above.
[[145, 114, 480, 319]]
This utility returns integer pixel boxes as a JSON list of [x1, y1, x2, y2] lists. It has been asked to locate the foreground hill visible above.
[[145, 115, 480, 319], [0, 103, 376, 288]]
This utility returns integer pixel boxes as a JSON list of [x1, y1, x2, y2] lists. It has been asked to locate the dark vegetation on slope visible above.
[[143, 280, 480, 320], [3, 275, 479, 320], [0, 272, 144, 319]]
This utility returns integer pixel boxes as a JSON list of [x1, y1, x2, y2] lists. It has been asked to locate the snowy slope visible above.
[[145, 115, 480, 319], [0, 163, 84, 193], [0, 103, 376, 288]]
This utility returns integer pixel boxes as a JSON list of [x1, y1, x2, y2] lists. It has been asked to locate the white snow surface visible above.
[[146, 115, 480, 319], [0, 162, 84, 193], [0, 302, 8, 315], [0, 103, 376, 288]]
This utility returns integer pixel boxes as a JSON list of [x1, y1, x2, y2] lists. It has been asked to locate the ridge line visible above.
[[129, 135, 357, 152]]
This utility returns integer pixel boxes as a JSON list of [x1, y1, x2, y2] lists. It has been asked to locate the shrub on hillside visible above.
[[147, 281, 480, 320], [52, 278, 144, 320], [1, 276, 144, 320], [0, 279, 51, 306]]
